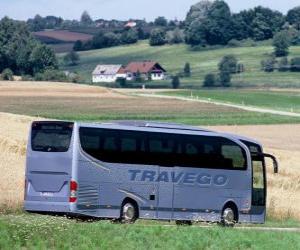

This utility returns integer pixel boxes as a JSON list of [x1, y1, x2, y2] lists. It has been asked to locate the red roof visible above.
[[124, 61, 166, 74]]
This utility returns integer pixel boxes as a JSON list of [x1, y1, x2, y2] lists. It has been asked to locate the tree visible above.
[[273, 31, 290, 57], [166, 28, 184, 44], [183, 62, 191, 77], [203, 73, 216, 87], [278, 57, 289, 72], [290, 57, 300, 72], [149, 28, 166, 46], [121, 28, 139, 44], [116, 77, 127, 87], [287, 7, 300, 29], [218, 55, 238, 74], [73, 40, 83, 51], [81, 11, 93, 26], [63, 51, 80, 66], [184, 19, 207, 46], [171, 75, 180, 89], [29, 44, 58, 74], [185, 0, 213, 27], [1, 68, 14, 80], [154, 16, 168, 26]]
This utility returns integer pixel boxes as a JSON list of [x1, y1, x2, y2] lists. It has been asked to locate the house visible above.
[[124, 61, 167, 81], [92, 65, 125, 83], [125, 21, 137, 28]]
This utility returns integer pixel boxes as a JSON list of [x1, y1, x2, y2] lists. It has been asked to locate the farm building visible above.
[[124, 61, 167, 81], [92, 65, 126, 83]]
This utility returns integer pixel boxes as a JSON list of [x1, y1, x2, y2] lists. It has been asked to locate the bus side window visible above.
[[221, 145, 246, 169]]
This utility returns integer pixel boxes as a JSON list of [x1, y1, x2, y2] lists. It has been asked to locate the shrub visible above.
[[218, 55, 238, 74], [63, 51, 80, 66], [203, 73, 216, 87], [183, 62, 191, 77], [261, 56, 277, 72], [116, 77, 127, 87], [34, 69, 68, 82], [1, 68, 14, 80], [171, 75, 180, 89], [278, 57, 289, 72], [290, 57, 300, 72], [236, 63, 245, 73], [219, 71, 231, 87], [149, 28, 166, 46], [166, 28, 184, 44], [227, 39, 242, 47]]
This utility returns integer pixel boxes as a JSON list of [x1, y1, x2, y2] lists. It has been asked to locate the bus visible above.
[[24, 121, 278, 226]]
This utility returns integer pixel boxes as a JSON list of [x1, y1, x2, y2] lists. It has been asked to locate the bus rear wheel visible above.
[[121, 202, 138, 223], [221, 206, 237, 227], [176, 220, 192, 226]]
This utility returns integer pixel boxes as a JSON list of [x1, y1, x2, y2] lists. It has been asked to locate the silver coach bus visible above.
[[24, 121, 278, 225]]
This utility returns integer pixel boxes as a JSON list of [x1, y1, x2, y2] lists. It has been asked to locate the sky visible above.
[[0, 0, 300, 21]]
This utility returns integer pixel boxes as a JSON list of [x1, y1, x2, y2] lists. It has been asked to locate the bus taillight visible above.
[[69, 180, 78, 203]]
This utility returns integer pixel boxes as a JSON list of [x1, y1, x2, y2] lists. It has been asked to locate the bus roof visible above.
[[75, 120, 261, 146]]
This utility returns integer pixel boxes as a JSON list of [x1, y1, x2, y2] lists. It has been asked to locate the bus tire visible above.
[[221, 204, 238, 227], [121, 200, 138, 224], [176, 220, 192, 226]]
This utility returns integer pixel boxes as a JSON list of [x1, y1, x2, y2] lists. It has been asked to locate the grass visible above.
[[59, 41, 300, 88], [0, 213, 300, 250], [160, 89, 300, 113], [1, 95, 300, 125]]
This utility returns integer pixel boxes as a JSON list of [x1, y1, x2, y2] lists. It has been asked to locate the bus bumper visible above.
[[24, 201, 71, 213]]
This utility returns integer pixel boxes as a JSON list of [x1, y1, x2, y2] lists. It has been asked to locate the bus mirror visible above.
[[263, 153, 279, 174]]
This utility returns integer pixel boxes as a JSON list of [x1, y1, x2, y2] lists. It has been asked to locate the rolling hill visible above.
[[59, 41, 300, 88]]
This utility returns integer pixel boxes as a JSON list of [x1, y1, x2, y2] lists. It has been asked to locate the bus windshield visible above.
[[31, 122, 73, 152]]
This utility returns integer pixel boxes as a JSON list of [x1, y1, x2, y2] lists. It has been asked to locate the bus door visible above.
[[25, 122, 74, 206], [251, 156, 267, 223], [148, 133, 176, 220]]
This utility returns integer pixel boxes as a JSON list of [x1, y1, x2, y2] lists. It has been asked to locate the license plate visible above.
[[40, 192, 54, 197]]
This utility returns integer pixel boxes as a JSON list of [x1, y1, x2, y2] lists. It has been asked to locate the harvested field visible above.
[[33, 30, 93, 42]]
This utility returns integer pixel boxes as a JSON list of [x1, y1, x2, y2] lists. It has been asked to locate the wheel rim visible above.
[[123, 203, 135, 221], [223, 208, 235, 224]]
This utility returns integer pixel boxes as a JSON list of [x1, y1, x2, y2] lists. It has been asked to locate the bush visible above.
[[278, 57, 289, 72], [261, 56, 277, 72], [116, 77, 127, 88], [218, 55, 238, 74], [166, 28, 184, 44], [34, 69, 68, 82], [1, 68, 14, 80], [290, 57, 300, 72], [183, 62, 191, 77], [63, 51, 80, 66], [219, 71, 231, 87], [227, 39, 242, 47], [149, 28, 166, 46], [236, 63, 245, 73], [203, 73, 216, 87], [171, 75, 180, 89]]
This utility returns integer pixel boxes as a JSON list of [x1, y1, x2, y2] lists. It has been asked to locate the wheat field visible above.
[[0, 111, 299, 220]]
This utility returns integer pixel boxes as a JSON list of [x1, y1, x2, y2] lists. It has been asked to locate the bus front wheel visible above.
[[121, 201, 138, 223], [221, 206, 237, 227]]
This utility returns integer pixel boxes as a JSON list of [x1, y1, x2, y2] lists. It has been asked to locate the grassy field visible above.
[[159, 89, 300, 113], [60, 41, 300, 88], [0, 82, 300, 125], [0, 214, 300, 250]]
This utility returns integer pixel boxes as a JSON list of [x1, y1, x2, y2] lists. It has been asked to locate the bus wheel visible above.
[[221, 207, 237, 227], [176, 220, 192, 226], [121, 202, 137, 223]]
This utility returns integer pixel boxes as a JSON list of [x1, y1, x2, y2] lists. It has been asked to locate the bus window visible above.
[[31, 122, 73, 152], [221, 145, 246, 169]]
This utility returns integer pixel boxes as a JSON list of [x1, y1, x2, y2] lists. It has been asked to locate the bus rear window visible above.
[[31, 122, 73, 152]]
